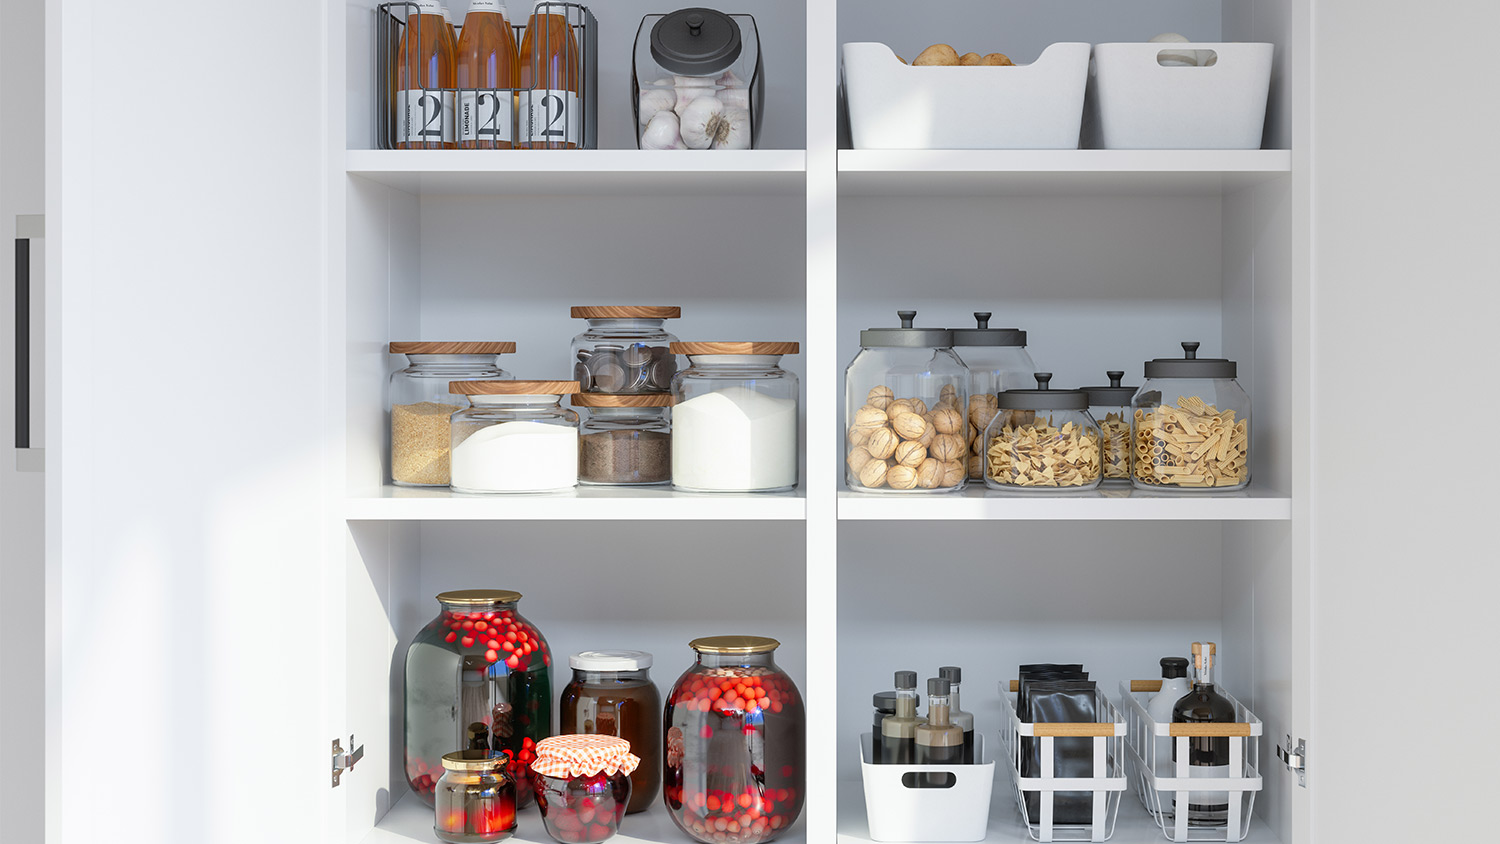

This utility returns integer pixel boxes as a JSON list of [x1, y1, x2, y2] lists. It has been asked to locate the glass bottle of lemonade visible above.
[[457, 0, 520, 149], [395, 0, 457, 149], [518, 1, 580, 149]]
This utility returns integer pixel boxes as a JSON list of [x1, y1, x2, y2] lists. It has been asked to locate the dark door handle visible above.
[[14, 232, 30, 450]]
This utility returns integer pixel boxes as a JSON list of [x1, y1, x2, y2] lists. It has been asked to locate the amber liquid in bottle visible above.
[[456, 0, 519, 149], [1171, 642, 1236, 825], [518, 2, 580, 149], [395, 1, 457, 149]]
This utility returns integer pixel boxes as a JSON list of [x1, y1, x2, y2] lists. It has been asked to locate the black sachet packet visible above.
[[1020, 678, 1100, 825]]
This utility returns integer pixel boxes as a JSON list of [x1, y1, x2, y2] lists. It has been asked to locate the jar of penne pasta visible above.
[[983, 373, 1102, 491], [1082, 370, 1138, 484], [1132, 343, 1251, 491]]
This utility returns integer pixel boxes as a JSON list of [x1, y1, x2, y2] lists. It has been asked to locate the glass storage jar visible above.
[[1133, 342, 1250, 491], [664, 636, 805, 844], [572, 395, 673, 486], [389, 342, 516, 487], [950, 313, 1035, 480], [669, 342, 800, 493], [845, 311, 969, 493], [1082, 370, 1139, 484], [530, 735, 639, 844], [633, 8, 762, 150], [435, 750, 518, 844], [560, 650, 662, 814], [571, 306, 680, 394], [983, 373, 1102, 491], [449, 380, 581, 493], [405, 590, 554, 809]]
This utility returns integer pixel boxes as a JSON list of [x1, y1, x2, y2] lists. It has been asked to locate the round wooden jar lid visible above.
[[570, 393, 675, 407], [388, 341, 516, 354], [448, 380, 581, 395], [571, 306, 681, 319], [670, 342, 800, 355]]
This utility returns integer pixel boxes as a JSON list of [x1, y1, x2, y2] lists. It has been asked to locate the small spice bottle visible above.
[[572, 394, 673, 486], [1081, 370, 1139, 484], [389, 342, 516, 487], [571, 306, 680, 393], [670, 342, 800, 493], [530, 735, 640, 844], [448, 380, 581, 494], [983, 374, 1102, 491], [434, 750, 518, 844]]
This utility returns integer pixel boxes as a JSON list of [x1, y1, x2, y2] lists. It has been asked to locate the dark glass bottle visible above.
[[1171, 641, 1236, 825], [938, 666, 975, 764], [880, 671, 921, 765], [871, 691, 897, 764]]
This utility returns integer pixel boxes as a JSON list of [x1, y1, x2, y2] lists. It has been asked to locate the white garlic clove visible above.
[[716, 106, 752, 150], [639, 85, 676, 125], [678, 96, 725, 149], [717, 86, 751, 111], [717, 70, 747, 89], [673, 75, 716, 116], [641, 110, 685, 150]]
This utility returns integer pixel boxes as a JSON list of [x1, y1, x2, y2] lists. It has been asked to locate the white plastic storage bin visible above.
[[1119, 681, 1263, 843], [999, 681, 1126, 843], [842, 42, 1091, 149], [859, 732, 996, 842], [1084, 43, 1273, 149]]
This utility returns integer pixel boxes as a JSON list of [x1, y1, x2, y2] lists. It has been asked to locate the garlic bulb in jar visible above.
[[678, 97, 751, 150], [639, 82, 676, 125], [641, 110, 685, 150]]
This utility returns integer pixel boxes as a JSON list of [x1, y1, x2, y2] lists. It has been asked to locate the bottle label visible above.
[[465, 0, 504, 10], [398, 88, 455, 144], [520, 89, 581, 145], [404, 0, 442, 15], [458, 90, 513, 143]]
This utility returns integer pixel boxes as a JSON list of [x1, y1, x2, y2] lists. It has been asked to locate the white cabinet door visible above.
[[46, 2, 340, 842]]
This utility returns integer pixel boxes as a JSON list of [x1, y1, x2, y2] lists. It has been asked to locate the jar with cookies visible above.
[[1082, 370, 1138, 484], [845, 311, 969, 493], [1132, 343, 1250, 491], [983, 373, 1102, 491], [950, 313, 1035, 480]]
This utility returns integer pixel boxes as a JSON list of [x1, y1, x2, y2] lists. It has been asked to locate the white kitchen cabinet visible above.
[[28, 1, 1497, 844]]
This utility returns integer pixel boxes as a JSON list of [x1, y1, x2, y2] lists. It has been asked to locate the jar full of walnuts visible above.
[[845, 311, 969, 493]]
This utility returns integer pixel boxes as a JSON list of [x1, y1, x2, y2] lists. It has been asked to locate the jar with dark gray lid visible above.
[[950, 312, 1036, 479], [570, 306, 679, 394], [982, 373, 1102, 491], [1133, 342, 1250, 491], [633, 8, 763, 150], [1082, 370, 1139, 483], [845, 310, 969, 493]]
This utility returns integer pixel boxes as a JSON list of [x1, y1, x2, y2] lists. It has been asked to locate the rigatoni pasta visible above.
[[1133, 397, 1248, 488]]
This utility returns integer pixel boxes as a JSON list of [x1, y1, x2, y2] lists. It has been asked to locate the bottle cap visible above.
[[995, 373, 1090, 411], [569, 650, 653, 671], [928, 677, 951, 696], [1144, 342, 1237, 379], [859, 310, 954, 348], [938, 665, 962, 684], [950, 312, 1027, 347], [894, 670, 917, 689], [1159, 656, 1190, 679], [873, 691, 898, 712]]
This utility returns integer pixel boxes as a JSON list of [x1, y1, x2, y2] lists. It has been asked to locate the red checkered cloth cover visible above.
[[529, 735, 642, 779]]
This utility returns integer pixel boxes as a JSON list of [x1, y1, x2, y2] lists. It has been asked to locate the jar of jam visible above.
[[530, 735, 640, 844], [664, 636, 804, 844], [404, 590, 553, 809], [560, 650, 661, 813], [434, 750, 518, 843]]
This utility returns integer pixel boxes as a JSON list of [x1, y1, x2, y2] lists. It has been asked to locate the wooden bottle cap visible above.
[[448, 380, 580, 395], [670, 342, 800, 355], [388, 341, 516, 354], [570, 393, 675, 407], [571, 306, 681, 319]]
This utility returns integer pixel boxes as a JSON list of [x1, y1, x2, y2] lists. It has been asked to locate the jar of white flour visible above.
[[448, 380, 582, 494], [669, 343, 800, 493]]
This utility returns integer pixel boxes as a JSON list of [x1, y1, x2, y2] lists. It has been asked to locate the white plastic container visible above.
[[999, 681, 1126, 843], [1084, 43, 1274, 149], [859, 732, 995, 842], [842, 42, 1091, 150]]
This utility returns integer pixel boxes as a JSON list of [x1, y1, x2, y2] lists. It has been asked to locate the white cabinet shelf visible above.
[[837, 486, 1291, 521], [838, 149, 1291, 196], [347, 485, 806, 521], [346, 149, 807, 196]]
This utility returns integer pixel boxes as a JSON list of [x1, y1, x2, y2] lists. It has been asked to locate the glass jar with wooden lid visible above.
[[389, 341, 516, 487], [570, 306, 680, 394], [669, 342, 800, 493], [448, 380, 581, 493], [572, 393, 673, 486]]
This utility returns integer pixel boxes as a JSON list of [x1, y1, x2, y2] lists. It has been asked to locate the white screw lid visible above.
[[569, 650, 653, 671]]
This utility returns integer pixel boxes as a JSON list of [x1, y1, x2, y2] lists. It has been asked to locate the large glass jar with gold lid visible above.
[[405, 590, 553, 809], [389, 341, 516, 486], [663, 636, 804, 844]]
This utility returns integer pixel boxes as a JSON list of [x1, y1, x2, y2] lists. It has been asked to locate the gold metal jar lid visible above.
[[442, 750, 505, 772], [437, 589, 522, 606], [690, 635, 780, 654]]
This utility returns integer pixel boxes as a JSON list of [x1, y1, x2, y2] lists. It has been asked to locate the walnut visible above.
[[853, 405, 888, 429], [969, 402, 998, 432], [931, 432, 965, 462], [941, 460, 966, 487], [908, 398, 929, 416], [867, 385, 894, 410], [892, 412, 928, 441], [888, 399, 915, 418], [866, 427, 899, 459], [940, 383, 957, 400], [847, 446, 875, 474], [916, 458, 943, 489], [858, 458, 889, 488], [917, 421, 937, 447], [893, 440, 927, 467], [967, 454, 984, 479], [932, 405, 963, 434], [886, 465, 919, 490], [849, 425, 873, 447]]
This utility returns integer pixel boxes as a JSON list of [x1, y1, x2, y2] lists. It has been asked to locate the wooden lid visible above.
[[571, 306, 681, 319], [670, 342, 800, 355], [389, 341, 516, 355], [449, 380, 580, 395], [570, 393, 675, 408]]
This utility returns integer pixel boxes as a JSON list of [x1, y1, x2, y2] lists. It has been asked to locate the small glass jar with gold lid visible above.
[[434, 750, 518, 844]]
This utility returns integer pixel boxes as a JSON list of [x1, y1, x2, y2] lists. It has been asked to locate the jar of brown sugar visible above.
[[572, 394, 672, 486], [389, 342, 516, 487]]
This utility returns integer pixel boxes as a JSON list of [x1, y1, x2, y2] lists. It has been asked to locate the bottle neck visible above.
[[696, 650, 774, 670], [948, 682, 963, 712], [1194, 653, 1216, 689], [927, 695, 952, 727], [893, 688, 917, 719]]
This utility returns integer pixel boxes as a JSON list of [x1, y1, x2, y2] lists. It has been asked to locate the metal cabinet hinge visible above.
[[332, 735, 364, 787], [1276, 735, 1306, 787]]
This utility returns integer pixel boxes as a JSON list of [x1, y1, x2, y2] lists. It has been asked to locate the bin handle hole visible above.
[[900, 772, 956, 789]]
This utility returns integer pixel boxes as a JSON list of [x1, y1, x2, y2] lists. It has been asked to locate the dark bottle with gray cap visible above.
[[938, 666, 975, 763], [880, 671, 923, 765], [983, 373, 1103, 491], [1133, 342, 1251, 492], [914, 677, 965, 780]]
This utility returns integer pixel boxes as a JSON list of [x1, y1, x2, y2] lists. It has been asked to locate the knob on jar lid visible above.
[[690, 635, 780, 654], [950, 312, 1027, 347], [569, 650, 654, 671], [1143, 342, 1238, 379], [650, 8, 743, 76], [996, 373, 1090, 411], [1081, 370, 1140, 405], [859, 310, 955, 348]]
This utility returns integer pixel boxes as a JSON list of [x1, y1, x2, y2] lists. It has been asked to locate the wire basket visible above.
[[376, 2, 598, 150], [999, 680, 1127, 843], [1118, 680, 1263, 842]]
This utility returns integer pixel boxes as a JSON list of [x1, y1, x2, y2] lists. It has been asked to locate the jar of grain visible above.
[[390, 342, 516, 487], [448, 380, 581, 494], [571, 306, 680, 394], [983, 373, 1102, 491], [669, 342, 800, 493], [572, 394, 673, 486], [1081, 370, 1138, 484], [950, 313, 1035, 480], [1133, 343, 1250, 491]]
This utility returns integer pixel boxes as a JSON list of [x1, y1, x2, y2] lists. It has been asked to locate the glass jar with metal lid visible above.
[[571, 306, 680, 394], [670, 342, 800, 493], [434, 750, 518, 844], [572, 394, 673, 486], [950, 313, 1036, 480], [664, 636, 805, 844], [404, 589, 553, 809], [1132, 342, 1250, 491], [1081, 370, 1139, 484], [389, 341, 517, 487], [983, 373, 1102, 491], [845, 311, 969, 493], [449, 380, 581, 494], [633, 8, 763, 150], [560, 650, 661, 814]]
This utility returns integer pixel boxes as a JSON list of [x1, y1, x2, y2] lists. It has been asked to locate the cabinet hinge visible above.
[[1276, 735, 1306, 787], [332, 735, 364, 787]]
